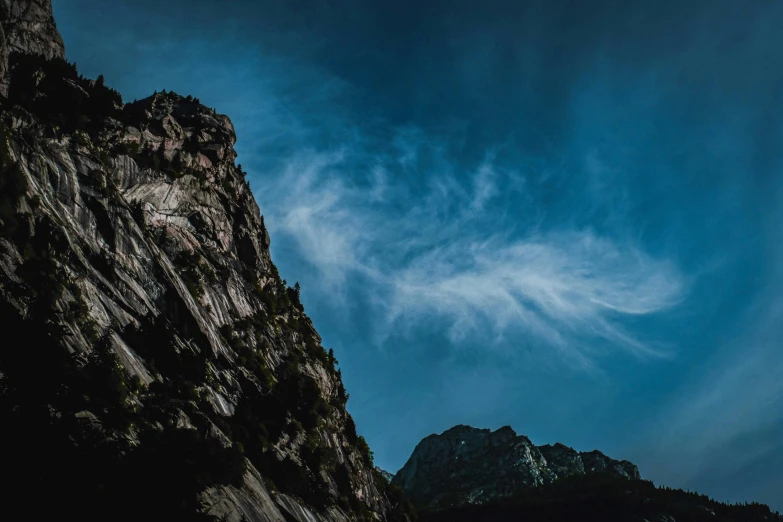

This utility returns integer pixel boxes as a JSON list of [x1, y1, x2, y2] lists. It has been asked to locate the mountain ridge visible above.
[[395, 425, 782, 522]]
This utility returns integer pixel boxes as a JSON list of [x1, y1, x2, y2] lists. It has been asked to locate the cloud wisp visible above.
[[257, 135, 686, 369]]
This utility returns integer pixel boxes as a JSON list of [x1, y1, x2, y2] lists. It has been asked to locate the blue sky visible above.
[[54, 0, 783, 510]]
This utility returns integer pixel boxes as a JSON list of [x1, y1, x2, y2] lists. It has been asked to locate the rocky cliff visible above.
[[0, 0, 64, 95], [0, 3, 412, 521], [393, 425, 639, 511]]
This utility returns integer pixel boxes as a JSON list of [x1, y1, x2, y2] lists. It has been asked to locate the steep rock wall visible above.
[[0, 0, 65, 95], [0, 3, 410, 521]]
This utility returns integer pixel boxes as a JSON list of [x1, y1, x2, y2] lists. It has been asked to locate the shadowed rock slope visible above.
[[0, 3, 413, 521], [0, 0, 64, 95]]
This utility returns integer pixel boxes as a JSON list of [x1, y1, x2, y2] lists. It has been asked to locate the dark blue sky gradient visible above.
[[53, 0, 783, 510]]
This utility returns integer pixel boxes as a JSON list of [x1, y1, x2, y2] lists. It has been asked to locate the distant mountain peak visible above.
[[393, 424, 639, 510]]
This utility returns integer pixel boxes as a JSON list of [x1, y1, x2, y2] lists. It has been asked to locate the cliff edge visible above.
[[0, 3, 411, 521]]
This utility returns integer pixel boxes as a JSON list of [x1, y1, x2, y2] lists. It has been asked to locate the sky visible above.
[[53, 0, 783, 511]]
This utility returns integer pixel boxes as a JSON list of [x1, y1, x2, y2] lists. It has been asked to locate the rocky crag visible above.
[[392, 425, 639, 511], [0, 2, 411, 521], [0, 0, 64, 95]]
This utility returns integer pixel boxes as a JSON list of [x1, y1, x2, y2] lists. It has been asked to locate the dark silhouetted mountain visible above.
[[419, 472, 782, 522], [394, 426, 781, 522], [393, 425, 638, 510]]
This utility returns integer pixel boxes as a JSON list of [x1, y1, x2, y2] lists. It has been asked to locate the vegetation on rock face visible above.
[[0, 125, 27, 240], [374, 468, 420, 522], [172, 249, 218, 301], [0, 210, 245, 521], [7, 54, 123, 137]]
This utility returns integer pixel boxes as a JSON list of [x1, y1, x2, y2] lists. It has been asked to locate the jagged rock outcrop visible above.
[[0, 0, 65, 95], [393, 425, 639, 510], [538, 443, 638, 479], [0, 2, 411, 521], [376, 468, 395, 484]]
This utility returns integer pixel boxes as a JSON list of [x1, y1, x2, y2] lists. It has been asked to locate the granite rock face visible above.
[[0, 0, 65, 95], [376, 468, 395, 483], [0, 2, 410, 521], [393, 425, 640, 510]]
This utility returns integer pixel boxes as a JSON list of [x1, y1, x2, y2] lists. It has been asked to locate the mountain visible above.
[[392, 425, 639, 510], [0, 2, 413, 521], [394, 425, 782, 522]]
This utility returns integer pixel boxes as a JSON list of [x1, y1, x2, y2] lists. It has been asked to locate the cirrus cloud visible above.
[[259, 135, 686, 369]]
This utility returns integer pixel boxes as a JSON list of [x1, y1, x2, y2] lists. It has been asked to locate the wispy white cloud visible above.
[[265, 149, 375, 290], [258, 131, 686, 368], [470, 160, 500, 212], [388, 232, 682, 359]]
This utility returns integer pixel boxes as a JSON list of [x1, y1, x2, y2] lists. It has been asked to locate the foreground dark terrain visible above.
[[391, 426, 781, 522], [418, 473, 778, 522], [0, 2, 779, 521]]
